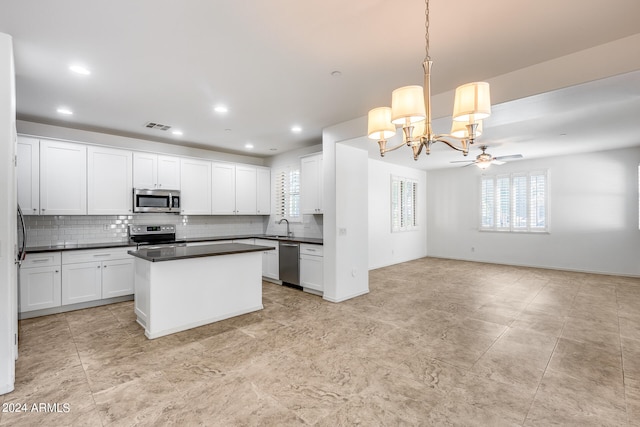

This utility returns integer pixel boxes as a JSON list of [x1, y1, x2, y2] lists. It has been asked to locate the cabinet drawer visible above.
[[300, 244, 323, 257], [62, 247, 133, 264], [22, 252, 61, 268]]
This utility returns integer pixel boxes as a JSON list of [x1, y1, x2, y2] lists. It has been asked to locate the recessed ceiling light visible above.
[[331, 70, 342, 77], [291, 126, 302, 133], [214, 105, 228, 113], [172, 130, 183, 136], [245, 143, 254, 150], [57, 107, 73, 115], [270, 148, 278, 151], [69, 65, 91, 75]]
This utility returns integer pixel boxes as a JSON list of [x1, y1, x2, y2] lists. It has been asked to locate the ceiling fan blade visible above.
[[491, 160, 506, 165], [450, 160, 475, 163], [494, 154, 523, 161]]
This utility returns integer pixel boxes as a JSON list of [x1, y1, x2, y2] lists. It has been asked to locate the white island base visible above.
[[133, 250, 263, 339]]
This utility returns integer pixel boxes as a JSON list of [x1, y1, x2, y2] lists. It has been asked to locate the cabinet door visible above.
[[300, 255, 323, 291], [88, 146, 133, 215], [17, 136, 40, 215], [133, 152, 157, 189], [19, 266, 61, 312], [40, 140, 87, 215], [235, 165, 257, 214], [101, 258, 134, 298], [301, 154, 322, 214], [180, 158, 212, 215], [256, 168, 271, 215], [211, 162, 236, 214], [157, 155, 181, 189], [61, 262, 102, 305]]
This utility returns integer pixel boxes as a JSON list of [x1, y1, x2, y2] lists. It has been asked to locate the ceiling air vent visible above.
[[145, 122, 171, 131]]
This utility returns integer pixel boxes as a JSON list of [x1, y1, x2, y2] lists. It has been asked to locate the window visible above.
[[391, 176, 418, 232], [480, 170, 547, 232], [275, 166, 301, 221]]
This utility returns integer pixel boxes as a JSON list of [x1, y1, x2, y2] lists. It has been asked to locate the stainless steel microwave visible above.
[[133, 189, 181, 213]]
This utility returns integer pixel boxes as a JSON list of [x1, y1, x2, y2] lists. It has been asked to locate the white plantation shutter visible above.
[[480, 170, 547, 232], [275, 167, 300, 220], [391, 176, 418, 232]]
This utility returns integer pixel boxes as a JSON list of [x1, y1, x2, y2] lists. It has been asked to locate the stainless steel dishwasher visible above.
[[279, 242, 300, 287]]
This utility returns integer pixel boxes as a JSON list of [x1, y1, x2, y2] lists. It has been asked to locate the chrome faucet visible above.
[[277, 218, 292, 238]]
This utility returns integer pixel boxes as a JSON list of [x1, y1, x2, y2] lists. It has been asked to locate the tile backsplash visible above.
[[24, 213, 323, 247]]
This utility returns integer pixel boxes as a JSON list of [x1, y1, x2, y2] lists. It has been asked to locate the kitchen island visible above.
[[128, 243, 273, 339]]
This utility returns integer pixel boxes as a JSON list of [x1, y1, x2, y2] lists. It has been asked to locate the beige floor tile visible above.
[[8, 257, 640, 426]]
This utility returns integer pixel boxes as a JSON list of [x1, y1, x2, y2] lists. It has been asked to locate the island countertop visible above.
[[128, 243, 274, 262]]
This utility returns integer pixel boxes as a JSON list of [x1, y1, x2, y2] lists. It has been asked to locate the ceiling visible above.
[[1, 0, 640, 165]]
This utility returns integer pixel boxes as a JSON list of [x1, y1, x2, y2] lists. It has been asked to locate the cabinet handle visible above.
[[32, 259, 49, 263], [103, 265, 107, 268], [97, 265, 101, 268], [32, 208, 37, 212], [41, 208, 45, 212], [93, 254, 111, 257], [55, 270, 59, 273]]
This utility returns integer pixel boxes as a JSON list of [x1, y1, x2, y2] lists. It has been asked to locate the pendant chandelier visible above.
[[367, 0, 491, 160]]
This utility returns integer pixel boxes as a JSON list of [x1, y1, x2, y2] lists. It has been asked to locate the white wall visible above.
[[322, 117, 370, 302], [17, 120, 265, 165], [368, 159, 427, 270], [426, 146, 640, 276], [0, 32, 16, 395]]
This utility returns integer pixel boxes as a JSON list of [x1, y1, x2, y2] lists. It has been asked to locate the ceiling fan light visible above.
[[476, 161, 492, 170], [367, 107, 396, 140], [391, 85, 426, 124], [452, 82, 491, 122], [450, 120, 483, 138]]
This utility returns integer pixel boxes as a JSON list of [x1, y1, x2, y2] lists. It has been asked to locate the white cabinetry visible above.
[[255, 239, 279, 281], [300, 244, 323, 293], [17, 136, 40, 215], [87, 146, 133, 215], [133, 152, 180, 190], [256, 167, 271, 215], [61, 247, 134, 305], [180, 158, 212, 215], [235, 165, 257, 214], [211, 162, 236, 214], [40, 140, 87, 215], [301, 154, 323, 214], [19, 252, 61, 312]]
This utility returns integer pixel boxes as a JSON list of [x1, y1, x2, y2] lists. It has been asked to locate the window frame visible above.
[[480, 170, 548, 233], [391, 175, 418, 233], [274, 165, 301, 223]]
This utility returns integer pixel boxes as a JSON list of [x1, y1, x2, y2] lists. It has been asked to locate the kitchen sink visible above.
[[265, 235, 289, 239]]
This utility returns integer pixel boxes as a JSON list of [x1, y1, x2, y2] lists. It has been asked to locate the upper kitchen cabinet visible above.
[[212, 163, 268, 215], [301, 153, 323, 214], [17, 136, 40, 215], [211, 162, 236, 214], [235, 165, 257, 215], [180, 158, 212, 215], [133, 152, 180, 190], [40, 140, 87, 215], [87, 146, 133, 215], [256, 167, 271, 215]]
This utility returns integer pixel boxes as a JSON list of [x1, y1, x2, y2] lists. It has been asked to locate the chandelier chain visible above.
[[424, 0, 430, 61]]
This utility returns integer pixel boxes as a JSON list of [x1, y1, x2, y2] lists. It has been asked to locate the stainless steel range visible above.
[[128, 224, 186, 249]]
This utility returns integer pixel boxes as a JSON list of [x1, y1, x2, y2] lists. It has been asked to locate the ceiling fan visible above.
[[451, 145, 523, 169]]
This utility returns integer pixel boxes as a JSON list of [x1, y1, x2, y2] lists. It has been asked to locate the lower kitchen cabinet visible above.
[[254, 239, 279, 281], [19, 252, 62, 312], [300, 244, 323, 292], [102, 258, 135, 298], [62, 261, 102, 305], [61, 247, 134, 306]]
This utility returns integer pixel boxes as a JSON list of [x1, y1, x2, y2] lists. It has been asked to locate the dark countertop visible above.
[[128, 243, 274, 262], [26, 234, 323, 253]]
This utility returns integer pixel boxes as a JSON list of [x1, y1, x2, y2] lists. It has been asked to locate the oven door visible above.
[[133, 189, 181, 213]]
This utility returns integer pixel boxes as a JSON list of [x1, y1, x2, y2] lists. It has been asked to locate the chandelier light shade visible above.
[[452, 82, 492, 123], [391, 85, 426, 124], [367, 107, 396, 140], [366, 0, 492, 161]]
